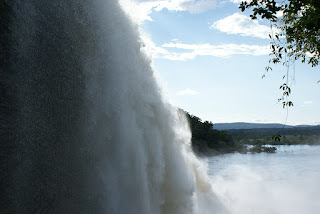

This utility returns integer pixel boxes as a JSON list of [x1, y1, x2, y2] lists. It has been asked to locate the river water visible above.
[[207, 145, 320, 214]]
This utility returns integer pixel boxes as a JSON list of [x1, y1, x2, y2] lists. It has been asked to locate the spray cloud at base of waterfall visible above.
[[208, 146, 320, 214], [212, 164, 320, 214], [0, 0, 226, 213]]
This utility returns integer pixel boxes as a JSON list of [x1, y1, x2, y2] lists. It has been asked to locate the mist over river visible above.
[[207, 145, 320, 214]]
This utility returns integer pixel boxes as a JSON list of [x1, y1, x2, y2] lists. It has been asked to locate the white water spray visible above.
[[1, 0, 224, 213]]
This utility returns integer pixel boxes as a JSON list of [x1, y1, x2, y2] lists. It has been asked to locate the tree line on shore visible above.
[[183, 111, 246, 155], [229, 126, 320, 146], [183, 110, 320, 155]]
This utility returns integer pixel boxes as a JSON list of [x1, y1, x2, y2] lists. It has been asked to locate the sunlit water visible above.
[[207, 145, 320, 214]]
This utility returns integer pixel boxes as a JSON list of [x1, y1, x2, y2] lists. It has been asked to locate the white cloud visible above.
[[119, 0, 217, 23], [140, 33, 170, 58], [119, 0, 160, 23], [177, 88, 199, 95], [228, 0, 244, 3], [211, 13, 271, 39], [304, 101, 313, 105], [253, 119, 273, 123], [156, 0, 217, 14], [138, 30, 269, 61], [157, 42, 269, 60]]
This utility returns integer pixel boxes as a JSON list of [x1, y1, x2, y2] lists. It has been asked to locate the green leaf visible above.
[[272, 134, 281, 142]]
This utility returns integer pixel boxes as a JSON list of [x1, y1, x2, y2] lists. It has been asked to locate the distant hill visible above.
[[212, 122, 314, 130]]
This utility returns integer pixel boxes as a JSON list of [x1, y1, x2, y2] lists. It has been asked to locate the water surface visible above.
[[208, 145, 320, 214]]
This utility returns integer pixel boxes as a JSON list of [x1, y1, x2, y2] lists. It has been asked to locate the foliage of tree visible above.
[[182, 111, 246, 154], [181, 110, 318, 154], [240, 0, 320, 67], [184, 108, 320, 154], [239, 0, 320, 107]]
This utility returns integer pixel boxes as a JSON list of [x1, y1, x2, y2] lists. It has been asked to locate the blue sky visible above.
[[120, 0, 320, 125]]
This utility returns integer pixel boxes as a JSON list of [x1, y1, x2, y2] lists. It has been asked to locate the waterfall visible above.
[[0, 1, 224, 213]]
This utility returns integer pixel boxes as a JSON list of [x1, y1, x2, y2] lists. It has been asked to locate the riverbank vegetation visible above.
[[229, 126, 320, 146], [184, 111, 246, 155], [184, 110, 320, 155]]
